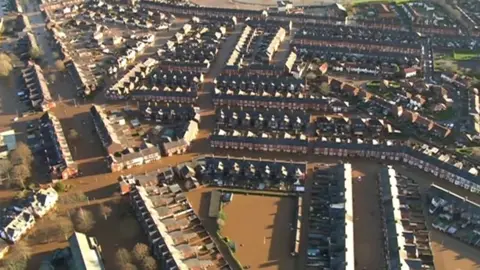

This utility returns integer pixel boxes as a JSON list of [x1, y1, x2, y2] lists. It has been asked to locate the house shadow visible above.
[[190, 137, 211, 156], [58, 111, 106, 162], [85, 182, 119, 201], [27, 250, 52, 270], [195, 190, 242, 270], [77, 157, 110, 178], [266, 197, 297, 270], [197, 190, 216, 226]]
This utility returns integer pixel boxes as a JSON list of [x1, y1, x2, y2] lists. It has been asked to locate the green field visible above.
[[433, 107, 455, 121], [453, 50, 480, 61]]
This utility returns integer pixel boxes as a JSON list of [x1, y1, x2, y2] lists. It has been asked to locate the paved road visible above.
[[421, 37, 435, 84]]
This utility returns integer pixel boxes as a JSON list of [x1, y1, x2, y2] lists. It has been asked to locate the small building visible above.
[[403, 67, 417, 78]]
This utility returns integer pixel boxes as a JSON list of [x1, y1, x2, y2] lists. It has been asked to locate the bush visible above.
[[0, 53, 13, 77], [54, 182, 66, 192]]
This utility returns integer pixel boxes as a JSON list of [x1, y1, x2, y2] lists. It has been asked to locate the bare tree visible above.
[[98, 203, 112, 220], [11, 241, 32, 261], [115, 248, 133, 266], [123, 263, 138, 270], [57, 217, 74, 240], [3, 257, 27, 270], [0, 53, 13, 77], [10, 142, 33, 167], [73, 208, 96, 233], [132, 243, 150, 263], [141, 256, 157, 270], [55, 60, 65, 71], [49, 73, 56, 83], [10, 164, 31, 189], [0, 159, 12, 184]]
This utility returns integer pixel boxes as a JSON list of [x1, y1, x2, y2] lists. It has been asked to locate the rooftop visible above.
[[130, 183, 229, 270]]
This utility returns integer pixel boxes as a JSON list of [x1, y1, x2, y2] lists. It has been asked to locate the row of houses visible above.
[[162, 120, 199, 157], [306, 164, 354, 269], [126, 69, 203, 104], [292, 38, 421, 56], [315, 139, 480, 193], [214, 75, 349, 111], [199, 156, 306, 192], [105, 58, 158, 100], [256, 25, 287, 63], [428, 184, 480, 248], [141, 104, 200, 124], [296, 23, 420, 49], [45, 18, 98, 96], [211, 128, 308, 154], [129, 184, 231, 270], [328, 77, 452, 138], [0, 187, 58, 244], [90, 105, 161, 172], [216, 108, 309, 132], [84, 2, 173, 31], [329, 61, 402, 78], [223, 64, 286, 77], [378, 166, 434, 269], [21, 62, 55, 112], [210, 133, 480, 194], [160, 17, 234, 68], [315, 116, 393, 136], [226, 24, 254, 67], [140, 1, 347, 24], [38, 112, 78, 180], [440, 72, 472, 88]]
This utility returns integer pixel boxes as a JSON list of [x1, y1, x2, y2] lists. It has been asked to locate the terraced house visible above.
[[90, 105, 161, 172], [129, 182, 231, 270]]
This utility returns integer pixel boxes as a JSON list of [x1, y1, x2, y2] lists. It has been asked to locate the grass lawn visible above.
[[453, 51, 480, 61], [433, 107, 455, 121], [456, 147, 480, 159], [456, 148, 473, 156]]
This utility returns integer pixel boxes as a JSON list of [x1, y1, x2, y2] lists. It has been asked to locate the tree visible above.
[[318, 82, 331, 96], [3, 257, 28, 270], [57, 217, 74, 240], [98, 203, 112, 220], [132, 243, 150, 263], [0, 159, 12, 181], [115, 248, 133, 266], [10, 142, 33, 167], [10, 164, 31, 189], [73, 208, 95, 233], [0, 53, 13, 77], [29, 46, 44, 60], [122, 263, 138, 270], [141, 256, 157, 270], [52, 51, 60, 60], [9, 241, 32, 261], [68, 129, 79, 141], [216, 218, 225, 228], [54, 181, 66, 192], [55, 60, 65, 71], [49, 73, 56, 83]]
